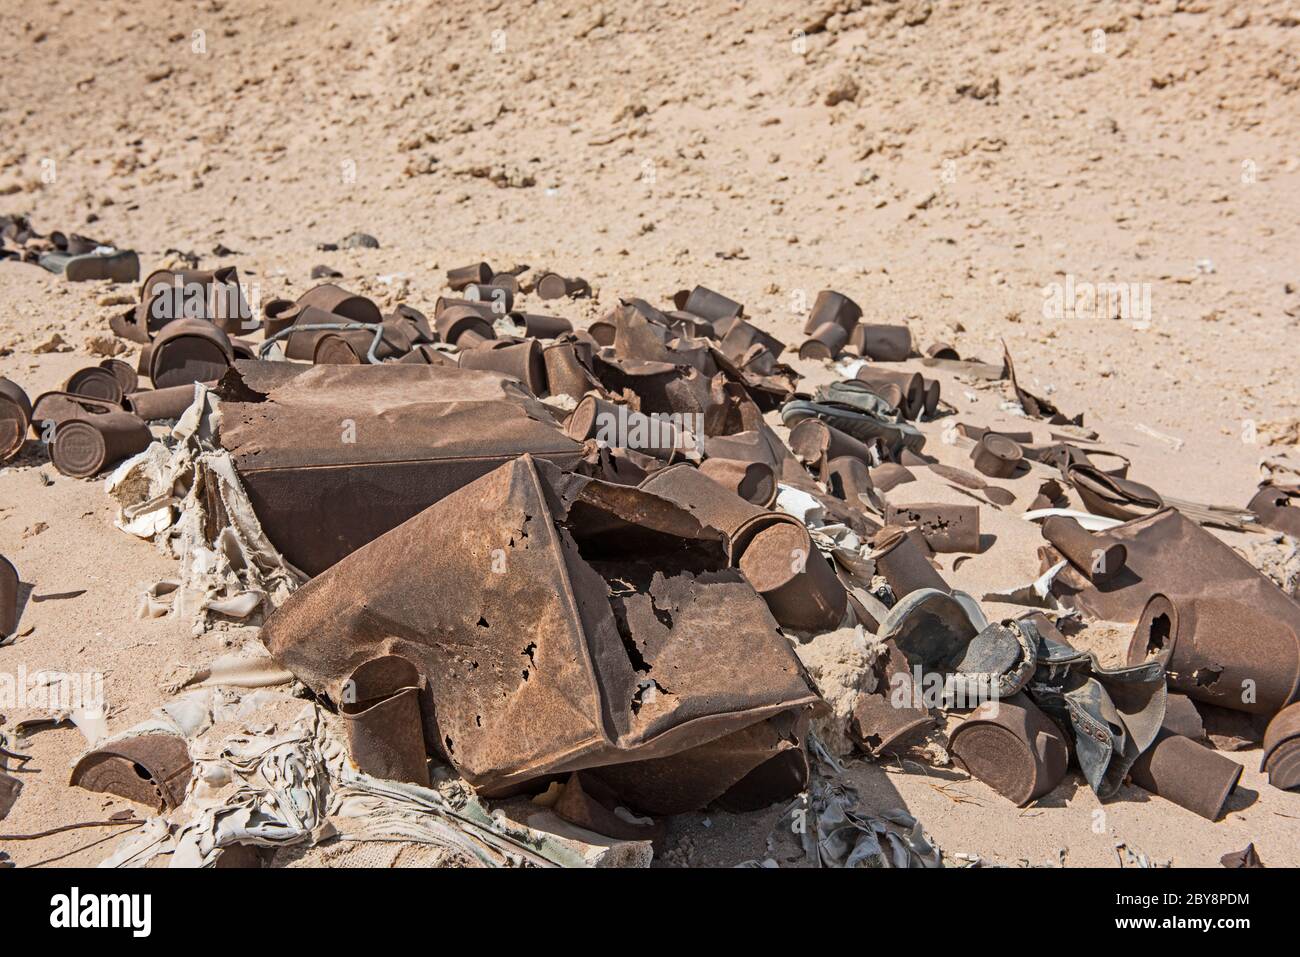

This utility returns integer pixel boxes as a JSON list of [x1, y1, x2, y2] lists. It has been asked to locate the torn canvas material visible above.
[[106, 383, 306, 630]]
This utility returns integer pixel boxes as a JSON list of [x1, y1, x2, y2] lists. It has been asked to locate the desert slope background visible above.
[[1, 0, 1298, 867]]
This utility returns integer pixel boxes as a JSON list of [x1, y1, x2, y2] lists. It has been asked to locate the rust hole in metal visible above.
[[1193, 666, 1223, 687], [631, 679, 671, 715], [649, 595, 674, 630], [1145, 612, 1170, 657]]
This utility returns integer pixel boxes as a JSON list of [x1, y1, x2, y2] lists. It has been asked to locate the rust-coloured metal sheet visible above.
[[217, 363, 585, 575], [883, 501, 981, 554], [1051, 510, 1300, 662], [262, 455, 822, 802]]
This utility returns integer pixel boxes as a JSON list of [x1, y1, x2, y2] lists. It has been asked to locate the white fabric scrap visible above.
[[106, 384, 306, 631], [1022, 508, 1124, 532], [98, 703, 625, 869], [776, 485, 826, 526], [983, 559, 1069, 610]]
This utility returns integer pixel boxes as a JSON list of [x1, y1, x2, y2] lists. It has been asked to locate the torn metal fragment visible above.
[[71, 732, 193, 811], [215, 362, 584, 575], [883, 501, 981, 553]]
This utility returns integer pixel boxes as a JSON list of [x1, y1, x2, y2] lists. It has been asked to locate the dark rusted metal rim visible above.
[[98, 358, 139, 395], [1127, 592, 1177, 667], [64, 366, 125, 404], [1261, 701, 1300, 771], [148, 318, 235, 387], [971, 432, 1023, 477]]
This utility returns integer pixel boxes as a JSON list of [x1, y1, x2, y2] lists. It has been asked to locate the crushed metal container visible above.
[[214, 361, 585, 575], [262, 455, 822, 810]]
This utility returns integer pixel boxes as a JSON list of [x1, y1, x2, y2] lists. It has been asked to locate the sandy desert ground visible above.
[[2, 0, 1299, 867]]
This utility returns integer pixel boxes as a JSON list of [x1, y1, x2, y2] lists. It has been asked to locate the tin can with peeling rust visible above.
[[1128, 729, 1242, 820], [869, 525, 949, 598], [1041, 515, 1126, 584], [51, 412, 152, 478], [970, 432, 1024, 478], [1129, 593, 1300, 717], [949, 692, 1069, 806]]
